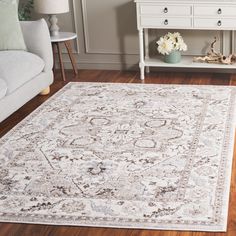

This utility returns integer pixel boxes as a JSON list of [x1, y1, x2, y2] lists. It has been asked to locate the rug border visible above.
[[0, 218, 228, 232], [218, 89, 236, 232]]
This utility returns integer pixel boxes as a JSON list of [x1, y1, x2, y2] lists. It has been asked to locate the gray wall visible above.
[[35, 0, 236, 70]]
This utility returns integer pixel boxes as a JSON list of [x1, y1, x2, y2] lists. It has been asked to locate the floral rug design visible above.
[[0, 82, 235, 231]]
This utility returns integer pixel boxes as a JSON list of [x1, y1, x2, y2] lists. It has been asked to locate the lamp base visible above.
[[49, 14, 59, 36]]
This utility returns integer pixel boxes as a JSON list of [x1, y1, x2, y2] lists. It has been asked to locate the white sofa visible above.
[[0, 19, 53, 123]]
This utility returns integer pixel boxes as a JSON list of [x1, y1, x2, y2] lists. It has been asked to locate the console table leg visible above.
[[140, 65, 145, 80], [139, 29, 145, 80], [145, 66, 150, 74], [232, 30, 235, 54], [144, 29, 150, 73]]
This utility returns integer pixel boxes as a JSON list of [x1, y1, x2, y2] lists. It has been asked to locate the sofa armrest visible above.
[[20, 19, 53, 72]]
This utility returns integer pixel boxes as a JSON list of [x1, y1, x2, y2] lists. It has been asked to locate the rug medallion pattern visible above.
[[0, 83, 235, 231]]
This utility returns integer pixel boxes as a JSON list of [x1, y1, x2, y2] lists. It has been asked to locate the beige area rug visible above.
[[0, 82, 235, 231]]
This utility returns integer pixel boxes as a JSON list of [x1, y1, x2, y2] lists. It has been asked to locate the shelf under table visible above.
[[145, 56, 236, 69]]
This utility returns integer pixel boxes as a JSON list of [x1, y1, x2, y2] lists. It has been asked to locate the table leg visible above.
[[139, 29, 145, 80], [52, 43, 57, 74], [64, 40, 78, 76], [56, 42, 66, 81], [232, 30, 235, 54], [144, 28, 150, 74]]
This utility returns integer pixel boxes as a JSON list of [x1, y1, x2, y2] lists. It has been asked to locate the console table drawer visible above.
[[194, 6, 236, 17], [141, 17, 192, 28], [140, 5, 192, 16], [194, 18, 236, 29]]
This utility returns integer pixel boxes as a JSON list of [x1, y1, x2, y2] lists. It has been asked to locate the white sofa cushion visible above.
[[0, 79, 7, 100], [0, 51, 45, 94]]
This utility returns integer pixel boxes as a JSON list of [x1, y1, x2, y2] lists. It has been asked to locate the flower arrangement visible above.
[[157, 32, 187, 55]]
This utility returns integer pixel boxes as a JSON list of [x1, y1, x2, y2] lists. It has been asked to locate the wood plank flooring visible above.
[[0, 70, 236, 236]]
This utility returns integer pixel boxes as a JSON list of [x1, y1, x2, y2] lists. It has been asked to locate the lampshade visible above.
[[34, 0, 69, 14]]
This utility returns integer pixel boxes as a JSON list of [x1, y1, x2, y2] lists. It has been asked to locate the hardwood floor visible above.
[[0, 70, 236, 236]]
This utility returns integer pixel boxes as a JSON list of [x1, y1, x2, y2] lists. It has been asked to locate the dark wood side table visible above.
[[51, 32, 78, 81]]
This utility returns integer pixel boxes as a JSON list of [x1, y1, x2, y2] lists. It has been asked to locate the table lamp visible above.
[[34, 0, 69, 36]]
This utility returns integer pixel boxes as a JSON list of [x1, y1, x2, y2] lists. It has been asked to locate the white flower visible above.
[[157, 37, 174, 55], [166, 32, 180, 42], [173, 32, 181, 38], [176, 38, 188, 51], [156, 32, 187, 55]]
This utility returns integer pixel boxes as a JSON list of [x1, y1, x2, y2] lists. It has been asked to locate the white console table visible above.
[[135, 0, 236, 80]]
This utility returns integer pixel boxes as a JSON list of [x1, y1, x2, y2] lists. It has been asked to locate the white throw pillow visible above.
[[0, 0, 26, 51]]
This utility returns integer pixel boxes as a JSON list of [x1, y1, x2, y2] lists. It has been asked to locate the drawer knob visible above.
[[164, 19, 168, 25], [218, 8, 222, 14], [164, 7, 168, 13], [217, 20, 222, 26]]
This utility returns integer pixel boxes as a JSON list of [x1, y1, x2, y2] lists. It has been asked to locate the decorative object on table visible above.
[[18, 0, 34, 21], [193, 37, 236, 65], [34, 0, 69, 36], [163, 50, 182, 64], [51, 32, 78, 81], [157, 32, 187, 64], [0, 0, 26, 51], [0, 82, 235, 232]]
